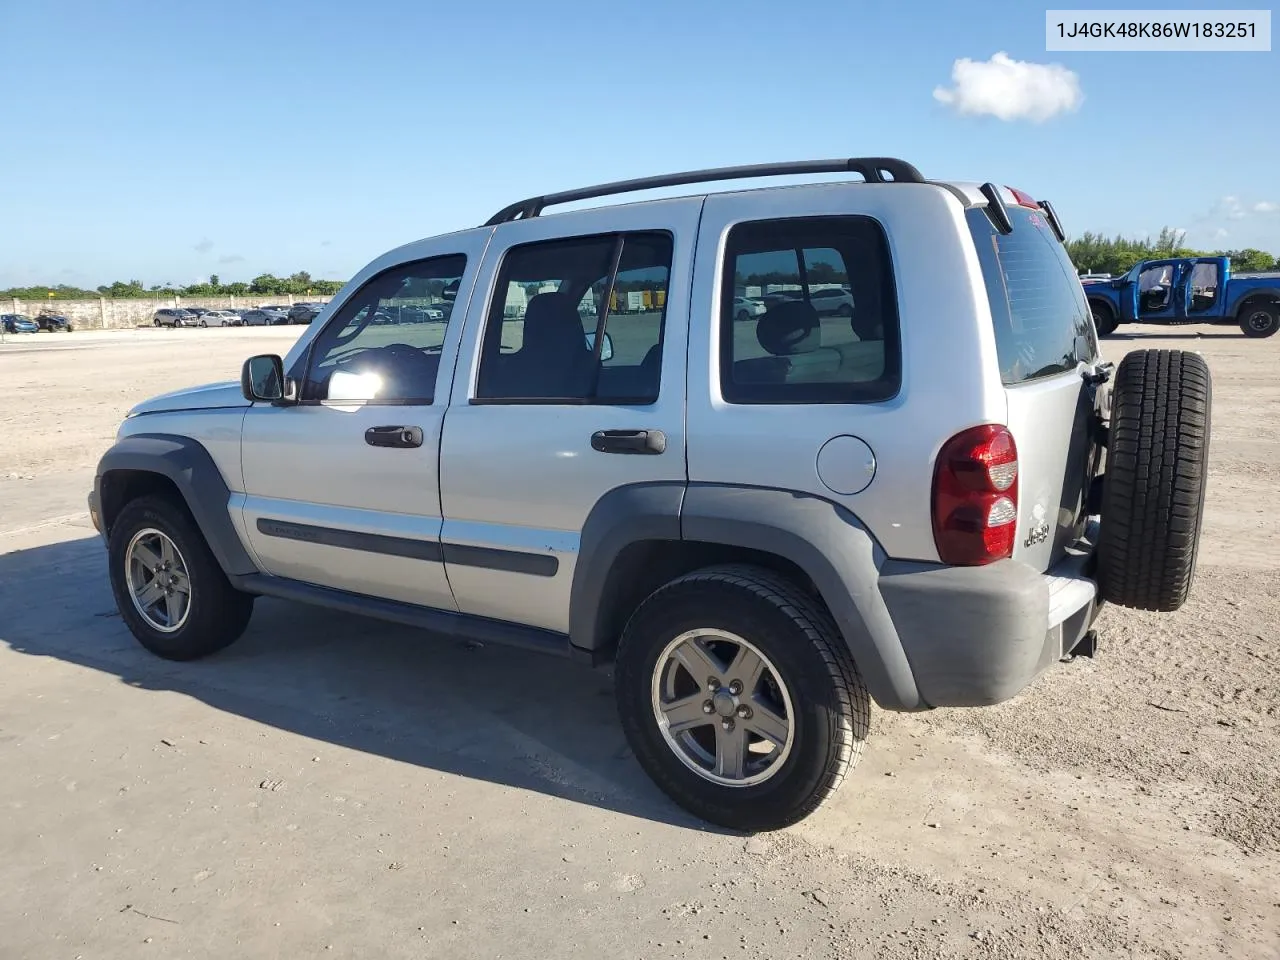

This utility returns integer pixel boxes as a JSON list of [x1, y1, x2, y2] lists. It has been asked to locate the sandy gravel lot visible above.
[[1, 326, 1277, 960]]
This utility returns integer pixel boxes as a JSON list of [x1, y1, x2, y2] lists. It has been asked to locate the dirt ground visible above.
[[1, 326, 1276, 960]]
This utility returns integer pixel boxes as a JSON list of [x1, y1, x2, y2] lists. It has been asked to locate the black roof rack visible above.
[[484, 157, 925, 226]]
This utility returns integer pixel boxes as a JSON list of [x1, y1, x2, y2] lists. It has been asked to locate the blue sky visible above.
[[1, 0, 1275, 288]]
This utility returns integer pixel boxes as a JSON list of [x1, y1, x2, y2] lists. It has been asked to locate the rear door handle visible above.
[[590, 429, 666, 455], [365, 425, 424, 449]]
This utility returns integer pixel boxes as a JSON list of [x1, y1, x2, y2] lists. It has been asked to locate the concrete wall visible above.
[[6, 294, 335, 330]]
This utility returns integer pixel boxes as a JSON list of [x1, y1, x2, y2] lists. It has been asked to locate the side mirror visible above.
[[585, 330, 614, 362], [242, 354, 285, 402]]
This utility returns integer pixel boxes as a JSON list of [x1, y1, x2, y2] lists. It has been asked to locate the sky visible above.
[[1, 0, 1276, 289]]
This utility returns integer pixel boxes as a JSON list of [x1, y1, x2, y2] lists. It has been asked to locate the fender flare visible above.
[[94, 432, 258, 577], [570, 482, 924, 711], [1228, 286, 1280, 317]]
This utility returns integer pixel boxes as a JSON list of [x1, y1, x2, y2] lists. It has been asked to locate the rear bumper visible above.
[[878, 520, 1100, 708]]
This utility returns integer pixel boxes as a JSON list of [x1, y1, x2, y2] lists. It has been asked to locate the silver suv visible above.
[[89, 158, 1211, 831]]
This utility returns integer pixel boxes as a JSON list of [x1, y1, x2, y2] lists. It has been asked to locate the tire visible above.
[[1091, 302, 1118, 337], [107, 494, 255, 660], [1097, 349, 1211, 612], [1238, 301, 1279, 338], [837, 304, 853, 318], [199, 320, 207, 328], [614, 564, 870, 832], [735, 310, 749, 323]]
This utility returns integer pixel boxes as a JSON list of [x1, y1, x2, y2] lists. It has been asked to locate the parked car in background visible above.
[[732, 296, 766, 322], [2, 314, 39, 334], [240, 309, 289, 327], [201, 310, 242, 327], [153, 308, 199, 328], [1084, 255, 1280, 338], [809, 287, 855, 317], [34, 313, 75, 332], [287, 302, 324, 324], [184, 306, 210, 318], [760, 289, 803, 308], [260, 304, 291, 315]]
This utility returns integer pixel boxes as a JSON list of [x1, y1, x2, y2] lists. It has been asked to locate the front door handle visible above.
[[590, 429, 666, 455], [365, 425, 423, 449]]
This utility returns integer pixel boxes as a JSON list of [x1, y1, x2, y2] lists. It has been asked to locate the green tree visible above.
[[249, 273, 283, 295], [1225, 248, 1275, 273]]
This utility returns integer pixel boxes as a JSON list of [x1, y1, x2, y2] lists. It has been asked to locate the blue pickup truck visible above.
[[1083, 256, 1280, 338]]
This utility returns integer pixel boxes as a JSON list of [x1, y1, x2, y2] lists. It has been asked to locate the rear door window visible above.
[[967, 206, 1097, 384]]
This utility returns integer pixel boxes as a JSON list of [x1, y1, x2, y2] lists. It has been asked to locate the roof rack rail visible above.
[[484, 157, 925, 226]]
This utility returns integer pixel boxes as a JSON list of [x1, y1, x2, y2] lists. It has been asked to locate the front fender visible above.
[[94, 433, 258, 577]]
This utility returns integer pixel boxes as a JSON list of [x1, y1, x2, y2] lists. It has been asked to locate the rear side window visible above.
[[967, 206, 1097, 384], [720, 216, 900, 404]]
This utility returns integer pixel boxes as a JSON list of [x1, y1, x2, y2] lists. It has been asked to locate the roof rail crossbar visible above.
[[484, 157, 925, 226]]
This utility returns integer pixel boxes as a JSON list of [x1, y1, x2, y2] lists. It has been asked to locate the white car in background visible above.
[[732, 296, 766, 322], [200, 310, 242, 327], [809, 287, 855, 317]]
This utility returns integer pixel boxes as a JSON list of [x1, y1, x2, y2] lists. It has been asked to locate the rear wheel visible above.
[[108, 495, 255, 660], [1239, 301, 1279, 338], [1097, 349, 1211, 612], [1091, 302, 1118, 337], [615, 565, 869, 832], [837, 304, 853, 318]]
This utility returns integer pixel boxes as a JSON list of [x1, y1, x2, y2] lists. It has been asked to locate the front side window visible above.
[[301, 255, 466, 403], [720, 217, 900, 405], [475, 231, 671, 404]]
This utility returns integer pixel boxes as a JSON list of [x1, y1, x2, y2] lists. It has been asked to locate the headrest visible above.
[[524, 292, 587, 348], [756, 300, 820, 356]]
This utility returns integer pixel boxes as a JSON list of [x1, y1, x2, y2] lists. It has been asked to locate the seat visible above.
[[504, 292, 596, 399]]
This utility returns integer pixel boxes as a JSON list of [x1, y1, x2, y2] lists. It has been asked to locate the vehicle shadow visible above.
[[0, 535, 727, 834]]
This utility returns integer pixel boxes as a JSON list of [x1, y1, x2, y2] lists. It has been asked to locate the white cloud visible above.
[[933, 52, 1083, 122], [1254, 201, 1278, 214], [1212, 228, 1230, 240]]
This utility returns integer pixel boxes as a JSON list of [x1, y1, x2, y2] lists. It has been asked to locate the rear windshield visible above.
[[967, 205, 1097, 384]]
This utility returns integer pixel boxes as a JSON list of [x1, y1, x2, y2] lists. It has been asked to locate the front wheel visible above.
[[1239, 302, 1279, 338], [615, 565, 869, 832], [837, 304, 853, 318], [199, 320, 208, 328], [108, 495, 255, 660]]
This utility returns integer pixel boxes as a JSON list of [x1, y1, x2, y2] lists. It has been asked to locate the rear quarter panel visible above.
[[686, 182, 1007, 562]]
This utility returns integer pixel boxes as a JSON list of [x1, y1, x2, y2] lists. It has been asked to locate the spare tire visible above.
[[1097, 349, 1211, 612]]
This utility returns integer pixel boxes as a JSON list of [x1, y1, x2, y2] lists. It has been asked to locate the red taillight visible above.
[[1006, 186, 1039, 208], [932, 425, 1019, 565]]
